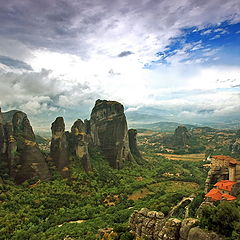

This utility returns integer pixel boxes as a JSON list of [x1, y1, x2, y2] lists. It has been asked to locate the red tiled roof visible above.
[[212, 155, 239, 165], [222, 194, 237, 201], [205, 189, 222, 201], [206, 187, 237, 201], [214, 180, 237, 192]]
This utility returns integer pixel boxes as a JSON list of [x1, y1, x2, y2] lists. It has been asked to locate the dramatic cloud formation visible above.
[[0, 0, 240, 130]]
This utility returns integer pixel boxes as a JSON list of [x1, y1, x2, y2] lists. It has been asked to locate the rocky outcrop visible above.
[[4, 122, 17, 174], [0, 108, 6, 156], [0, 111, 51, 183], [69, 119, 91, 172], [1, 109, 51, 183], [50, 117, 70, 176], [128, 129, 142, 162], [129, 208, 224, 240], [173, 126, 191, 148], [187, 227, 224, 240], [179, 218, 199, 240], [50, 118, 92, 174], [12, 112, 51, 183], [90, 100, 134, 168]]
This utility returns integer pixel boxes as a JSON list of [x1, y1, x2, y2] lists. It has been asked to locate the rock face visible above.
[[50, 117, 70, 176], [179, 218, 199, 240], [128, 129, 142, 162], [69, 119, 91, 172], [187, 227, 224, 240], [90, 100, 134, 168], [50, 118, 92, 174], [205, 167, 228, 193], [0, 110, 51, 183], [173, 126, 191, 148], [129, 208, 223, 240], [0, 108, 6, 156], [12, 112, 51, 183]]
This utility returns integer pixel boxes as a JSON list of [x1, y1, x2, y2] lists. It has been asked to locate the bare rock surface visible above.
[[90, 99, 134, 168], [128, 129, 142, 162], [129, 208, 224, 240], [173, 126, 191, 148], [50, 117, 69, 176], [69, 119, 91, 172]]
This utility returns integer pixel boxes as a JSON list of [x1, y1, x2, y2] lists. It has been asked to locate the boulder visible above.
[[129, 208, 180, 240], [179, 218, 199, 240], [187, 227, 224, 240], [158, 218, 181, 240], [50, 117, 69, 176], [90, 99, 134, 168]]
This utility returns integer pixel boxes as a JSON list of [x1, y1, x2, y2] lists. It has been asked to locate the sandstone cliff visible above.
[[90, 100, 134, 168], [50, 117, 70, 176], [0, 108, 5, 157], [128, 129, 142, 162], [69, 119, 91, 172], [0, 110, 51, 184]]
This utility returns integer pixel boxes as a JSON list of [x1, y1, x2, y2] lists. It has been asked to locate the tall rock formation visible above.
[[0, 110, 51, 183], [90, 99, 134, 168], [173, 125, 191, 148], [12, 112, 51, 183], [50, 117, 69, 176], [0, 108, 6, 156], [4, 122, 17, 175], [69, 119, 91, 172], [128, 129, 142, 162]]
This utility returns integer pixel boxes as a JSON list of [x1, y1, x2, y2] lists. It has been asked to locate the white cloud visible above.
[[202, 29, 212, 35], [0, 0, 240, 127]]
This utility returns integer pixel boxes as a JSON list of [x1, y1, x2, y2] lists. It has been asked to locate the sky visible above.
[[0, 0, 240, 131]]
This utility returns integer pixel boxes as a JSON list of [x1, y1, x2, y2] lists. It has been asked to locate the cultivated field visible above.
[[156, 153, 205, 162]]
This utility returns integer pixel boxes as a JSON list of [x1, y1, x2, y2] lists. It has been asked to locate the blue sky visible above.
[[0, 0, 239, 130], [148, 22, 240, 67]]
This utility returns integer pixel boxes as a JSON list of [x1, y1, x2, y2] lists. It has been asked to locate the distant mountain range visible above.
[[130, 121, 240, 132], [130, 121, 196, 132]]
